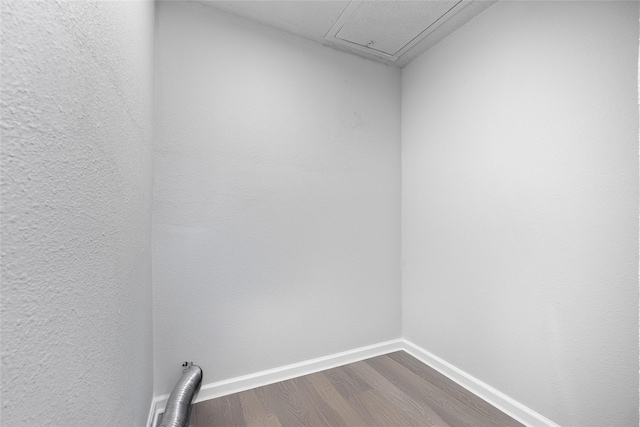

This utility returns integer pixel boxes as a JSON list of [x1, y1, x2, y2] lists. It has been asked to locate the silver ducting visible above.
[[160, 362, 203, 427]]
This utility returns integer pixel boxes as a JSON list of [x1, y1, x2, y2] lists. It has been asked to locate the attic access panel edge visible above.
[[324, 0, 469, 62]]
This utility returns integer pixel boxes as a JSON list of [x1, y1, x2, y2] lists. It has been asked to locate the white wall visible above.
[[153, 2, 401, 395], [401, 1, 639, 426], [1, 1, 155, 426]]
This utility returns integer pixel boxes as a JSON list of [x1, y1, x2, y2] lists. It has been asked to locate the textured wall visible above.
[[401, 1, 639, 426], [1, 1, 155, 426], [154, 2, 401, 396]]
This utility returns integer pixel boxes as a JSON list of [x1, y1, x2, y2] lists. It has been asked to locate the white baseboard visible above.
[[148, 339, 404, 426], [147, 338, 559, 427], [400, 339, 560, 427], [145, 395, 157, 427]]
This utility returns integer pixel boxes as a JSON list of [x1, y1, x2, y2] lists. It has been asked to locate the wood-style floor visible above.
[[189, 351, 524, 427]]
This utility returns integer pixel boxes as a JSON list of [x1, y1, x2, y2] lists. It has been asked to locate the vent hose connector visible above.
[[160, 362, 203, 427]]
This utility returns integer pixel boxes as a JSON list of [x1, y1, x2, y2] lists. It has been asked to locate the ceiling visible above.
[[194, 1, 497, 68]]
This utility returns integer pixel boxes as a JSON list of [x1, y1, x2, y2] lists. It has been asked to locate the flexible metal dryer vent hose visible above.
[[160, 362, 203, 427]]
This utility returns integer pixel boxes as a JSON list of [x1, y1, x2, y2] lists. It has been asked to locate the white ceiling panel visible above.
[[335, 1, 461, 56], [199, 1, 350, 41], [196, 0, 497, 67]]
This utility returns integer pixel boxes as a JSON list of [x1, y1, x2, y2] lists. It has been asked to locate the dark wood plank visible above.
[[367, 355, 487, 426], [238, 388, 282, 427], [193, 393, 244, 426], [322, 364, 388, 426], [305, 372, 370, 426], [295, 374, 349, 426], [324, 361, 418, 426], [387, 351, 523, 426], [349, 359, 449, 426], [367, 354, 522, 427], [322, 364, 372, 399], [191, 351, 525, 427], [261, 377, 329, 427], [356, 388, 419, 426]]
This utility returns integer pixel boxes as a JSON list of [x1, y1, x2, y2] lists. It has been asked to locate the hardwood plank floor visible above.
[[190, 351, 524, 427]]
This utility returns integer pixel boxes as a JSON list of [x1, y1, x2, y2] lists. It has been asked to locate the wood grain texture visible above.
[[387, 351, 522, 426], [190, 351, 524, 426], [349, 360, 448, 426], [238, 389, 282, 427]]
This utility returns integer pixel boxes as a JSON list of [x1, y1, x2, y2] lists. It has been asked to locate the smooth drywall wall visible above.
[[153, 2, 401, 395], [1, 1, 155, 425], [401, 1, 638, 425]]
